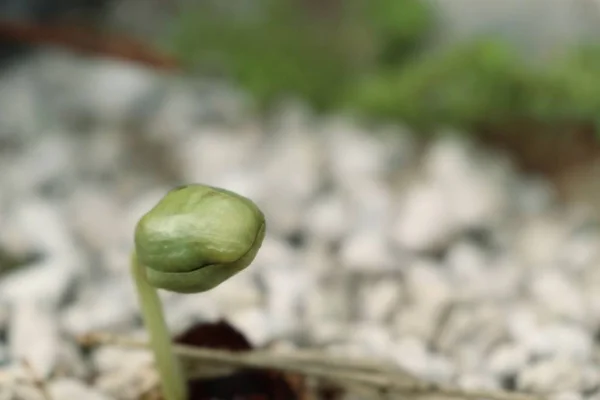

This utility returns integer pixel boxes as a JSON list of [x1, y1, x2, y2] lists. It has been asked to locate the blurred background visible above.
[[1, 0, 600, 399]]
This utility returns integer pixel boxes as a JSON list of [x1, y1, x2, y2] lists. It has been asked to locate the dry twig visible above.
[[78, 332, 546, 400], [0, 19, 180, 71]]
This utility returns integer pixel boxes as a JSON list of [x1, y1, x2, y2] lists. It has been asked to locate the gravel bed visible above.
[[0, 50, 599, 400]]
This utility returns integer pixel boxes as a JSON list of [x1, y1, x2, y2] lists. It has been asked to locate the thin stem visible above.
[[130, 252, 188, 400]]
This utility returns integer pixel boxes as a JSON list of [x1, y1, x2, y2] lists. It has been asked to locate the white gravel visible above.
[[0, 49, 598, 400]]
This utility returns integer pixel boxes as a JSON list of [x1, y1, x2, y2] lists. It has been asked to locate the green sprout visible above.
[[130, 184, 266, 400]]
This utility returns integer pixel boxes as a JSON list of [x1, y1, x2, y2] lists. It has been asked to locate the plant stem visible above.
[[130, 252, 188, 400]]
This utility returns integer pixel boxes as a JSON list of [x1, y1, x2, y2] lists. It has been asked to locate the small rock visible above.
[[258, 125, 323, 235], [446, 240, 488, 278], [95, 366, 156, 400], [424, 135, 512, 230], [145, 84, 205, 138], [214, 168, 265, 204], [559, 228, 600, 272], [261, 117, 323, 204], [69, 59, 159, 124], [206, 270, 262, 315], [252, 236, 298, 272], [517, 215, 569, 268], [304, 276, 352, 325], [227, 308, 273, 347], [517, 358, 599, 392], [262, 265, 313, 338], [404, 260, 453, 310], [344, 179, 393, 231], [178, 126, 262, 186], [394, 305, 445, 343], [446, 240, 496, 300], [5, 199, 76, 259], [0, 258, 79, 307], [0, 200, 82, 306], [257, 199, 304, 236], [521, 323, 593, 362], [307, 321, 349, 345], [258, 195, 306, 239], [52, 339, 92, 380], [0, 384, 45, 400], [582, 270, 600, 330], [456, 372, 500, 391], [301, 240, 337, 276], [303, 192, 351, 244], [531, 270, 586, 323], [506, 303, 541, 343], [4, 133, 76, 195], [0, 58, 48, 140], [77, 127, 125, 179], [549, 392, 583, 400], [486, 343, 530, 379], [394, 260, 453, 341], [61, 278, 139, 336], [68, 186, 126, 252], [149, 81, 250, 133], [323, 117, 398, 183], [93, 346, 153, 376], [161, 293, 220, 335], [357, 279, 402, 323], [392, 335, 455, 383], [513, 177, 557, 215], [474, 255, 524, 300], [93, 340, 158, 398], [49, 378, 113, 400], [0, 344, 10, 367], [347, 324, 397, 361], [423, 135, 474, 183], [339, 229, 396, 271], [391, 181, 456, 253], [435, 304, 508, 370], [0, 301, 10, 331], [8, 300, 62, 378]]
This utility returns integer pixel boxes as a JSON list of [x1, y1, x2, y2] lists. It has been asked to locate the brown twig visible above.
[[0, 19, 180, 71], [78, 332, 546, 400]]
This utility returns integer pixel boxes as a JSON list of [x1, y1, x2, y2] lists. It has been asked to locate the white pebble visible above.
[[8, 300, 61, 378], [49, 378, 114, 400], [391, 181, 456, 252], [262, 265, 313, 337], [392, 336, 455, 383], [531, 270, 586, 322], [339, 229, 396, 271], [522, 323, 592, 362], [227, 308, 273, 347], [487, 343, 530, 378], [303, 193, 351, 244], [518, 358, 599, 392], [357, 279, 402, 323]]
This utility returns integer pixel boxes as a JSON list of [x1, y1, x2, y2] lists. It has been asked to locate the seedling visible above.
[[130, 184, 266, 400]]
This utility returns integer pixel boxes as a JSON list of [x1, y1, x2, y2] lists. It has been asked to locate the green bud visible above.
[[134, 184, 266, 293]]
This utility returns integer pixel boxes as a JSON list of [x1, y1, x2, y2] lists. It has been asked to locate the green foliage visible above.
[[364, 0, 433, 64], [346, 39, 524, 128], [167, 0, 432, 111], [348, 40, 600, 132], [166, 0, 600, 133]]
